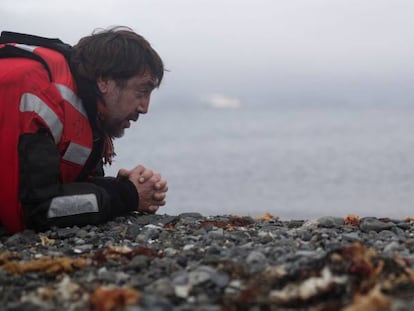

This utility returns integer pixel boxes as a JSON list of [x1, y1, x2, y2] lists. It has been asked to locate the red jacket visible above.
[[0, 38, 138, 233]]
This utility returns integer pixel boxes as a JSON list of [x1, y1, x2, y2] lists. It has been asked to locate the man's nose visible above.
[[138, 97, 150, 114]]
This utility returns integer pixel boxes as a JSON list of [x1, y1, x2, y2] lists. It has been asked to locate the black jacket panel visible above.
[[19, 132, 138, 231]]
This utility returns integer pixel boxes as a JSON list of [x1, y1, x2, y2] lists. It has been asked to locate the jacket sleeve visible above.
[[19, 131, 138, 231]]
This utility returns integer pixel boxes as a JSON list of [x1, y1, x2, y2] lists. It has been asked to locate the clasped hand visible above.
[[117, 165, 168, 213]]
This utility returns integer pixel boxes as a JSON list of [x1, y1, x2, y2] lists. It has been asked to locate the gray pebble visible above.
[[342, 232, 362, 242], [128, 255, 151, 270], [246, 251, 266, 265], [384, 241, 401, 253], [360, 217, 395, 232], [317, 216, 344, 228]]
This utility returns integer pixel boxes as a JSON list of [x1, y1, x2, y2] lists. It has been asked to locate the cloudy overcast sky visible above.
[[2, 0, 414, 106]]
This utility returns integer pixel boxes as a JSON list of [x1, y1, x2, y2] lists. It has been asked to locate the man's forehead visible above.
[[130, 73, 158, 87]]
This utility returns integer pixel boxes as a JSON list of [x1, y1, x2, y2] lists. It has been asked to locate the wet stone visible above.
[[391, 226, 407, 239], [298, 229, 313, 241], [188, 266, 215, 286], [145, 278, 175, 297], [56, 227, 79, 239], [384, 241, 401, 254], [207, 229, 225, 240], [153, 215, 179, 226], [206, 244, 222, 255], [5, 230, 37, 247], [178, 212, 204, 219], [286, 220, 305, 228], [135, 228, 160, 243], [317, 216, 344, 228], [377, 230, 399, 241], [342, 232, 362, 242], [246, 251, 266, 265], [360, 217, 396, 232], [126, 224, 143, 239], [75, 229, 88, 239], [396, 222, 412, 230], [128, 255, 151, 270], [139, 294, 174, 310]]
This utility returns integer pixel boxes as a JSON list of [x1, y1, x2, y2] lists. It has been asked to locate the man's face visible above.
[[97, 73, 157, 138]]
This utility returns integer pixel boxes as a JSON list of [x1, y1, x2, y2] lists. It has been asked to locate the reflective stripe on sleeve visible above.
[[54, 84, 87, 117], [14, 43, 37, 52], [63, 142, 91, 165], [48, 194, 98, 218], [20, 93, 63, 143]]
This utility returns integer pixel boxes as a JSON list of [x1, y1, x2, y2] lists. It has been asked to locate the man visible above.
[[0, 27, 168, 233]]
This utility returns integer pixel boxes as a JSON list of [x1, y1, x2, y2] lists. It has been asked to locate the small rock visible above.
[[286, 220, 306, 228], [178, 212, 204, 219], [56, 227, 79, 238], [183, 244, 195, 251], [188, 266, 213, 286], [126, 224, 142, 239], [246, 251, 267, 268], [317, 216, 344, 228], [164, 247, 178, 256], [360, 218, 395, 232], [75, 229, 88, 239], [299, 230, 313, 242], [146, 278, 175, 297], [208, 228, 225, 239], [128, 255, 150, 270], [225, 279, 242, 296], [342, 232, 361, 242], [5, 230, 37, 247], [383, 241, 400, 254], [210, 271, 230, 288]]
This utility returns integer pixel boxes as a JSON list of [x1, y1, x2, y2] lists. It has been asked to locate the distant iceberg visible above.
[[208, 94, 241, 109]]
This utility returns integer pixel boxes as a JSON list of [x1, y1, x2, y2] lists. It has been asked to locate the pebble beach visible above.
[[2, 212, 414, 310]]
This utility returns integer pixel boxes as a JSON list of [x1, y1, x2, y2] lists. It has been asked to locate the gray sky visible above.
[[2, 0, 414, 106]]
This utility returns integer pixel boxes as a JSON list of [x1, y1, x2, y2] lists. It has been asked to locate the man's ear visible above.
[[96, 77, 109, 94]]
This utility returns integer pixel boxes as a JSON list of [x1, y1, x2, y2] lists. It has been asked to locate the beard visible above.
[[97, 98, 137, 138], [100, 118, 126, 138]]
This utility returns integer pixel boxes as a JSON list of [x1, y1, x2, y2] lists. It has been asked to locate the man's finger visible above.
[[139, 205, 160, 214], [138, 168, 154, 183], [154, 179, 168, 191], [117, 168, 130, 179], [158, 185, 168, 193], [148, 205, 160, 213], [152, 192, 166, 201], [133, 165, 145, 174], [154, 200, 166, 206]]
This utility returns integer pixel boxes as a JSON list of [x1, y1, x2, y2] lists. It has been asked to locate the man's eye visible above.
[[135, 91, 146, 98], [136, 88, 153, 98], [137, 89, 149, 94]]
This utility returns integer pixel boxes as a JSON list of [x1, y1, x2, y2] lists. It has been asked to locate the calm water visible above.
[[106, 102, 414, 220]]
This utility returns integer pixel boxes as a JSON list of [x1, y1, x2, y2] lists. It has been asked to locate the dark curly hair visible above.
[[70, 26, 164, 88]]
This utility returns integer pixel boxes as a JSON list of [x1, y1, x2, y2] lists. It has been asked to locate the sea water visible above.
[[105, 102, 414, 220]]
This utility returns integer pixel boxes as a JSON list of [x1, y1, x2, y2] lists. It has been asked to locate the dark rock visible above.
[[126, 224, 142, 239], [317, 216, 344, 228], [5, 230, 37, 247], [56, 227, 79, 239], [360, 217, 396, 232], [286, 220, 305, 228], [178, 212, 204, 219]]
